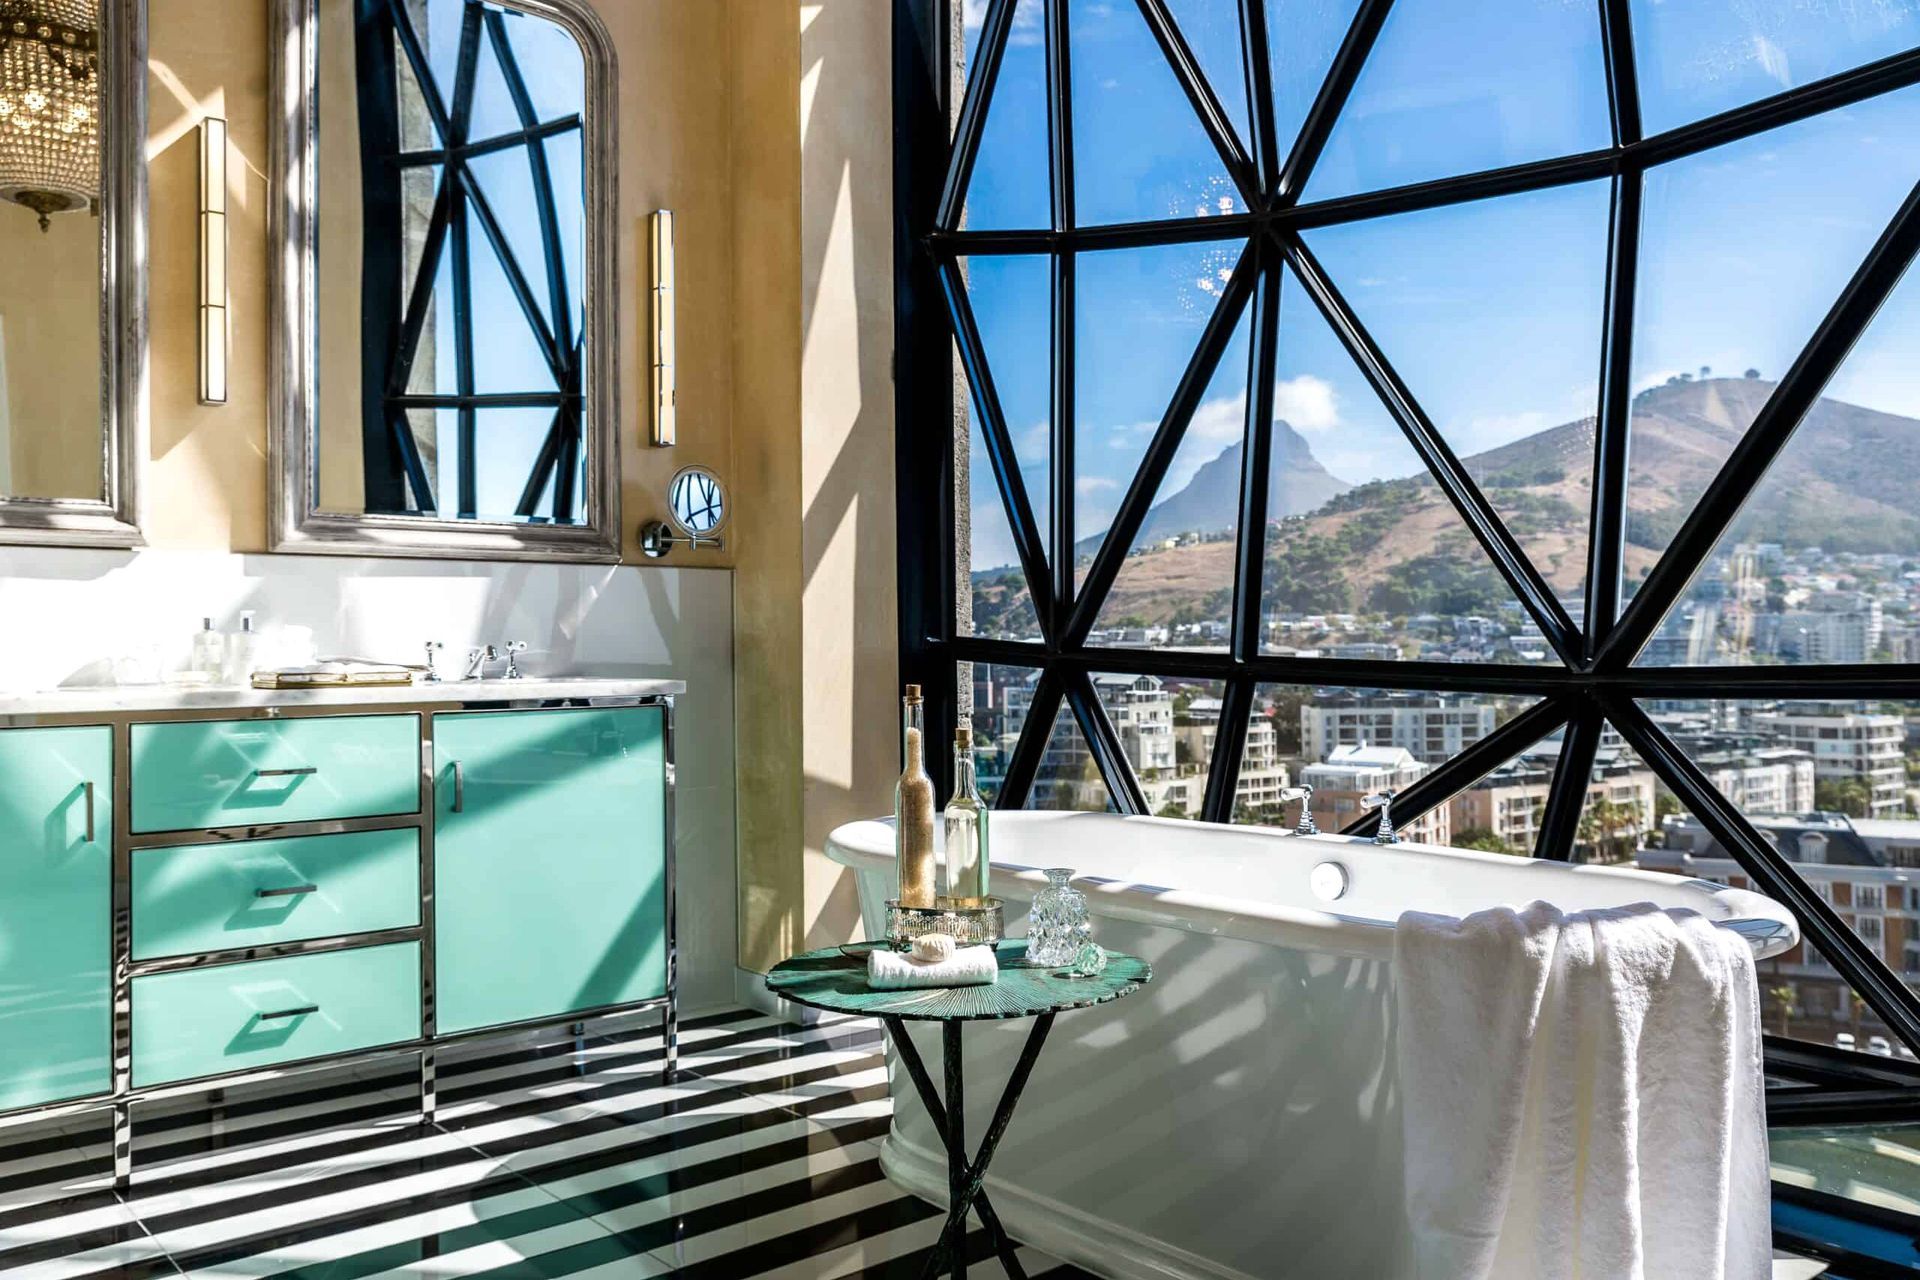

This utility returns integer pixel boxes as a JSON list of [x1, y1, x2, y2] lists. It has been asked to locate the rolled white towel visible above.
[[868, 944, 999, 990]]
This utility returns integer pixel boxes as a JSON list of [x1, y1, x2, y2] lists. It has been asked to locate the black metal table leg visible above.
[[883, 1014, 1052, 1280]]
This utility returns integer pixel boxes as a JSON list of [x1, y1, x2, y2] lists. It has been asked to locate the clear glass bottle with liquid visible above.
[[942, 719, 990, 905]]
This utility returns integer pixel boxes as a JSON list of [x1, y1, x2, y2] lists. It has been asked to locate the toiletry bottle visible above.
[[895, 685, 937, 909], [942, 719, 990, 905], [189, 617, 225, 683], [223, 611, 259, 686]]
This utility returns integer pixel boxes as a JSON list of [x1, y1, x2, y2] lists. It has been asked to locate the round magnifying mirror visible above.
[[668, 466, 727, 538]]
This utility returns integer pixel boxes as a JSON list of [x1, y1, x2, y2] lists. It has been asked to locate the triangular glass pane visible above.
[[420, 0, 466, 111], [542, 132, 586, 343], [965, 663, 1042, 805], [1091, 675, 1224, 817], [1303, 181, 1611, 627], [959, 254, 1053, 546], [1300, 0, 1611, 202], [961, 387, 1045, 643], [1074, 239, 1246, 588], [499, 8, 584, 125], [1638, 256, 1920, 668], [1625, 85, 1920, 600], [1258, 266, 1556, 664], [465, 405, 578, 525], [1632, 0, 1920, 137], [1164, 0, 1251, 155], [467, 222, 559, 395], [1646, 698, 1916, 1057], [1069, 0, 1244, 227], [1086, 304, 1252, 644], [1026, 703, 1118, 812], [1263, 0, 1363, 164], [961, 0, 1052, 231], [465, 22, 523, 142], [468, 147, 555, 331]]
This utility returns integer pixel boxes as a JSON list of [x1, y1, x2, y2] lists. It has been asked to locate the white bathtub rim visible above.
[[826, 812, 1799, 963], [878, 1129, 1262, 1280]]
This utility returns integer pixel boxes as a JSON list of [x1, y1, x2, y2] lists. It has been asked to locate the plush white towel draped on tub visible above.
[[1394, 901, 1770, 1280]]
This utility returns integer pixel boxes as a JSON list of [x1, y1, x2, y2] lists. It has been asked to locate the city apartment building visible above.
[[1752, 704, 1907, 816], [1448, 747, 1657, 860], [1300, 690, 1497, 765]]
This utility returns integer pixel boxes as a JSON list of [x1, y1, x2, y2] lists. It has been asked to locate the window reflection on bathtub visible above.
[[1640, 698, 1920, 1061]]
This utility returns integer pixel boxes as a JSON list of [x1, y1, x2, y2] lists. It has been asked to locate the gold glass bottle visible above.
[[942, 720, 990, 905], [894, 685, 937, 908]]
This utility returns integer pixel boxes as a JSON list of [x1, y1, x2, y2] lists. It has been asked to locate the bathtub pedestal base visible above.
[[882, 1012, 1055, 1280]]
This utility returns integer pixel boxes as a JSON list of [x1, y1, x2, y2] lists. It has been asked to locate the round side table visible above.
[[767, 941, 1151, 1280]]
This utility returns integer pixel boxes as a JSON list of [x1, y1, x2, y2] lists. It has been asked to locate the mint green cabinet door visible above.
[[130, 715, 421, 834], [0, 726, 111, 1109], [433, 707, 666, 1034], [131, 942, 421, 1087]]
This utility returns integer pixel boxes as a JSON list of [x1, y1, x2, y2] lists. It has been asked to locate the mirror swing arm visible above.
[[266, 0, 620, 562]]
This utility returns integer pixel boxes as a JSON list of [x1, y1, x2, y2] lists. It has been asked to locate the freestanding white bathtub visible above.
[[826, 811, 1798, 1280]]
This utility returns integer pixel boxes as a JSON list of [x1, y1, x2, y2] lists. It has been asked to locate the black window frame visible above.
[[896, 0, 1920, 1257]]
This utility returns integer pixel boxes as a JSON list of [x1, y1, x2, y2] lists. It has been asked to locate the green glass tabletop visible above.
[[765, 940, 1151, 1022]]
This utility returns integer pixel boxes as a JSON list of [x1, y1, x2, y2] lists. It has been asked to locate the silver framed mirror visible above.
[[0, 0, 147, 547], [268, 0, 618, 561]]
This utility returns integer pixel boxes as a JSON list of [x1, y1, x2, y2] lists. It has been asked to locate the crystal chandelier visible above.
[[0, 0, 98, 233]]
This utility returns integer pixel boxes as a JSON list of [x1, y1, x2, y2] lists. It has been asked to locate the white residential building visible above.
[[1301, 691, 1496, 765], [1303, 745, 1446, 844], [1752, 704, 1907, 816]]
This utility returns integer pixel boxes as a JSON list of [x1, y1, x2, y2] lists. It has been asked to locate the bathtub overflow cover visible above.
[[1310, 861, 1350, 903]]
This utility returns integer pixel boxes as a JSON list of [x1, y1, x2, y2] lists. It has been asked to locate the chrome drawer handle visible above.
[[255, 883, 318, 899], [257, 1005, 318, 1021], [450, 760, 464, 813], [254, 766, 318, 779], [83, 780, 95, 843]]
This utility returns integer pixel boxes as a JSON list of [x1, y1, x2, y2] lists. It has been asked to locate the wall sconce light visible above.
[[649, 209, 674, 447], [198, 115, 228, 406]]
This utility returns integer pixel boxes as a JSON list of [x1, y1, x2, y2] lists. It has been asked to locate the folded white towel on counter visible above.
[[867, 944, 998, 990], [1394, 900, 1768, 1280]]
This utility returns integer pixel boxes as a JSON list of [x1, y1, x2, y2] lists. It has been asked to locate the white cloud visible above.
[[1274, 375, 1340, 432], [1076, 476, 1118, 497]]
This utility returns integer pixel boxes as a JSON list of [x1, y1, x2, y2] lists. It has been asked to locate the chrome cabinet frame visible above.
[[0, 692, 676, 1190], [266, 0, 622, 562], [0, 0, 148, 549]]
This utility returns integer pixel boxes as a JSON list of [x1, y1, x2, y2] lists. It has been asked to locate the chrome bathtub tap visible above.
[[1277, 784, 1318, 836], [1363, 790, 1399, 845], [463, 644, 498, 681]]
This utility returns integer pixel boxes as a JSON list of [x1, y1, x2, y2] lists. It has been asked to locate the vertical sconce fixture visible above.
[[649, 209, 675, 447], [198, 115, 228, 406]]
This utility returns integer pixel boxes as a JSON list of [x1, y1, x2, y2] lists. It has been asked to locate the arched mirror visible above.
[[269, 0, 617, 560], [0, 0, 146, 546]]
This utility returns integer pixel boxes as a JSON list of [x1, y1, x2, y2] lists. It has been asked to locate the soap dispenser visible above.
[[223, 612, 259, 686], [189, 618, 225, 683]]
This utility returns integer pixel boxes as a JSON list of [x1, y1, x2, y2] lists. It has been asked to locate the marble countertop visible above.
[[0, 677, 684, 718]]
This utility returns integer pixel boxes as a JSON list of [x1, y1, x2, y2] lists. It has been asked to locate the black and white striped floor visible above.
[[0, 1009, 1099, 1279]]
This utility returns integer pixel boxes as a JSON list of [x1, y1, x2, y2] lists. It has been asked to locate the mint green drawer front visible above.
[[130, 715, 421, 834], [434, 706, 667, 1034], [131, 942, 421, 1087], [132, 829, 421, 961], [0, 725, 112, 1110]]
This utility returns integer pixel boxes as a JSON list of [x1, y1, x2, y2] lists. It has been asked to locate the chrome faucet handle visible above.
[[463, 644, 498, 681], [1293, 784, 1318, 837], [1275, 785, 1318, 835], [502, 641, 528, 680], [422, 641, 444, 683], [1362, 790, 1399, 845]]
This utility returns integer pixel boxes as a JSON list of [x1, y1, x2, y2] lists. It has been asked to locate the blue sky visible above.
[[960, 0, 1920, 573]]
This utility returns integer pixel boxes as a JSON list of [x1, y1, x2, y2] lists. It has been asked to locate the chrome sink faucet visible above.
[[502, 641, 528, 680], [1363, 790, 1399, 845], [1277, 784, 1317, 836], [463, 645, 498, 681]]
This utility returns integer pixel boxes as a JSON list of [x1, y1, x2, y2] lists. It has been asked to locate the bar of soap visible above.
[[912, 933, 957, 963]]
